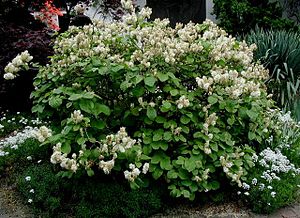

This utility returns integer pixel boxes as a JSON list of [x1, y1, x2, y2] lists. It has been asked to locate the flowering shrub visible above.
[[3, 50, 33, 80], [31, 0, 292, 200]]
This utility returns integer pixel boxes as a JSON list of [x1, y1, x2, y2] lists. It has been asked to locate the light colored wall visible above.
[[86, 0, 217, 22], [206, 0, 216, 22]]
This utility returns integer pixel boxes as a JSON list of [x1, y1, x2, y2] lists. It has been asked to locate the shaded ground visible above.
[[0, 180, 32, 218]]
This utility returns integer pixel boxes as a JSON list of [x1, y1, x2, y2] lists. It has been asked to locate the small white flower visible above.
[[271, 191, 276, 198], [29, 189, 35, 194], [3, 73, 16, 80], [129, 163, 135, 170], [142, 163, 149, 174], [28, 199, 33, 203], [25, 176, 31, 181], [27, 156, 32, 161]]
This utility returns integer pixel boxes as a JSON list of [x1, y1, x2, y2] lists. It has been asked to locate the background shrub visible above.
[[245, 29, 300, 118], [213, 0, 297, 35], [0, 16, 53, 112]]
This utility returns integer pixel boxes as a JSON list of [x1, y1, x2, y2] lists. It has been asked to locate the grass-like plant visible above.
[[245, 28, 300, 118]]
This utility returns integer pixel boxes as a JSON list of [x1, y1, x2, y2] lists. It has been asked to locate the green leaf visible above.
[[82, 92, 95, 99], [94, 103, 111, 116], [167, 170, 178, 179], [111, 64, 124, 73], [161, 101, 172, 112], [61, 142, 71, 154], [182, 190, 190, 198], [184, 158, 196, 172], [87, 169, 95, 177], [69, 94, 82, 101], [178, 169, 189, 180], [170, 89, 179, 96], [77, 137, 86, 145], [163, 131, 172, 141], [227, 117, 235, 125], [155, 116, 166, 124], [246, 110, 258, 120], [180, 115, 190, 124], [132, 86, 145, 97], [79, 99, 94, 114], [152, 168, 163, 180], [211, 181, 220, 190], [248, 132, 256, 140], [32, 104, 45, 113], [210, 143, 218, 152], [147, 106, 157, 120], [91, 120, 105, 129], [144, 76, 157, 87], [193, 132, 204, 138], [160, 142, 168, 151], [49, 96, 62, 108], [160, 157, 172, 170], [208, 96, 218, 105], [135, 75, 144, 84], [157, 72, 169, 82]]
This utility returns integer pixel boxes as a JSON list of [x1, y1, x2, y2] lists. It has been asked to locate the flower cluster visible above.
[[71, 110, 84, 124], [4, 50, 33, 80], [220, 150, 245, 187], [0, 126, 37, 156], [176, 95, 190, 109], [124, 162, 149, 182], [50, 126, 148, 183], [33, 126, 52, 142], [50, 143, 78, 172]]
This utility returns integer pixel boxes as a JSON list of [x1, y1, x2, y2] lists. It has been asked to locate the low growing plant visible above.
[[238, 110, 300, 213]]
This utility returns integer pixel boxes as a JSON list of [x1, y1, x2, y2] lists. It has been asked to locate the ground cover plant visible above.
[[1, 0, 300, 216]]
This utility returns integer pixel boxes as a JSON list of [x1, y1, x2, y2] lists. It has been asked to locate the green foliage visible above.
[[246, 172, 299, 214], [17, 163, 61, 214], [213, 0, 297, 35], [0, 138, 50, 174], [0, 112, 35, 137], [245, 29, 300, 118], [17, 163, 163, 218], [239, 113, 300, 214]]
